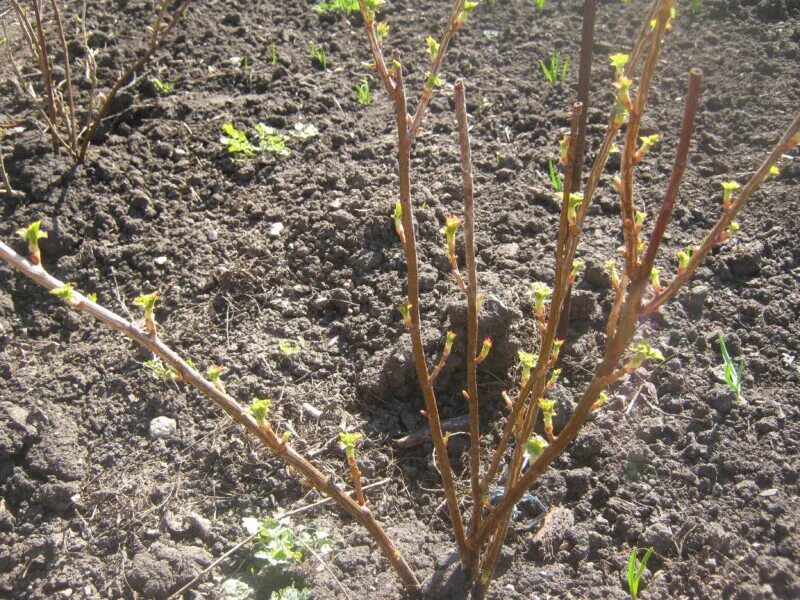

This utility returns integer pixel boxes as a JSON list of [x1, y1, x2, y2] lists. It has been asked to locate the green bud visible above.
[[634, 211, 646, 230], [550, 339, 564, 363], [525, 435, 548, 460], [50, 284, 79, 306], [441, 215, 461, 257], [559, 134, 570, 165], [207, 365, 225, 382], [339, 431, 362, 458], [376, 22, 389, 41], [677, 247, 693, 272], [649, 267, 661, 292], [607, 260, 620, 288], [133, 292, 158, 322], [445, 331, 456, 352], [567, 192, 584, 225], [539, 399, 556, 417], [609, 52, 629, 77], [546, 368, 561, 389], [720, 181, 740, 208], [613, 76, 632, 110], [531, 281, 552, 318], [456, 1, 479, 26], [16, 221, 48, 265], [569, 259, 585, 283], [424, 72, 444, 91], [636, 134, 660, 160], [250, 398, 272, 426], [426, 36, 440, 61], [476, 338, 492, 364], [518, 350, 538, 387], [399, 302, 412, 325], [626, 341, 665, 370]]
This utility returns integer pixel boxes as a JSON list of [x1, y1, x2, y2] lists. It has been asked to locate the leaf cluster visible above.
[[221, 123, 319, 158], [242, 518, 332, 566]]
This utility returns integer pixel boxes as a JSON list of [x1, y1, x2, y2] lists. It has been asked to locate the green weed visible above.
[[627, 547, 654, 599], [310, 42, 327, 69], [547, 158, 563, 191], [355, 77, 372, 105], [152, 78, 174, 96], [718, 333, 744, 403], [314, 0, 360, 16], [540, 53, 568, 85]]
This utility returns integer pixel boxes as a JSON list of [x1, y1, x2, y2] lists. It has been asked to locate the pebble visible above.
[[149, 416, 177, 439], [269, 222, 284, 238]]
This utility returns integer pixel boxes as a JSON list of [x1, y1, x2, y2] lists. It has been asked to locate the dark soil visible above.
[[1, 0, 799, 598]]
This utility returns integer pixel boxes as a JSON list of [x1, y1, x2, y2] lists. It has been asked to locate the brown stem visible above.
[[641, 113, 800, 315], [347, 455, 366, 506], [455, 80, 483, 573], [356, 0, 394, 95], [571, 0, 596, 190], [606, 274, 628, 339], [555, 0, 597, 350], [78, 0, 193, 162], [639, 68, 703, 274], [478, 105, 581, 500], [48, 0, 78, 154], [0, 239, 420, 592], [619, 0, 672, 278], [473, 273, 650, 548], [409, 0, 465, 141], [392, 63, 468, 563], [473, 112, 800, 555], [428, 341, 451, 384], [472, 105, 582, 589]]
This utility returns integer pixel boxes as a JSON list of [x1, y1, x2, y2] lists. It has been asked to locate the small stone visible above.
[[268, 222, 284, 238], [149, 417, 177, 439]]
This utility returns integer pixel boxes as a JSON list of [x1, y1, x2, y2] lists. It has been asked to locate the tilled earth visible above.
[[1, 0, 799, 598]]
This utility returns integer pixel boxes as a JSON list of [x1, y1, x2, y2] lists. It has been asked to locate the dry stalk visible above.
[[6, 0, 193, 163]]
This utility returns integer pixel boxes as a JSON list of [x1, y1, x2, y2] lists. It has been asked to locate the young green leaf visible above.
[[609, 52, 629, 77], [220, 123, 257, 157], [426, 37, 441, 61], [152, 78, 174, 96], [50, 284, 79, 306], [277, 337, 307, 356], [525, 434, 548, 460], [290, 122, 320, 142], [255, 124, 291, 156], [250, 398, 273, 426], [339, 431, 362, 458], [626, 341, 665, 370], [16, 221, 48, 265], [355, 77, 372, 106], [720, 180, 740, 210]]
